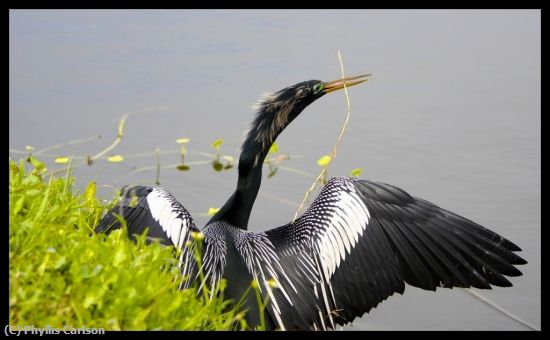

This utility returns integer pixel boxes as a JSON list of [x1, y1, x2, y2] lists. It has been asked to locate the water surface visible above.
[[9, 9, 540, 330]]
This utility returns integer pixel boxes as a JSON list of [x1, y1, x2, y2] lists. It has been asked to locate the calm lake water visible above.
[[9, 10, 540, 330]]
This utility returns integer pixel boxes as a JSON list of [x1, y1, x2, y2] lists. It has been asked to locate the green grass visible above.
[[9, 157, 248, 330]]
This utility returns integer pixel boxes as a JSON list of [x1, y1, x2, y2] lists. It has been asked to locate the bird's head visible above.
[[248, 74, 371, 152], [216, 74, 370, 229]]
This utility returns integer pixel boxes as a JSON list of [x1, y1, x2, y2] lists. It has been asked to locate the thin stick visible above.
[[155, 148, 161, 185], [47, 114, 130, 175], [114, 161, 212, 182], [124, 149, 179, 159], [35, 134, 102, 155], [87, 113, 130, 164], [9, 149, 27, 155], [462, 289, 539, 330], [277, 165, 316, 179], [259, 191, 301, 208], [292, 50, 353, 223]]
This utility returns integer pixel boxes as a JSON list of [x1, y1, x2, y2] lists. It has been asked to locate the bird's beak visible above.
[[323, 74, 372, 94]]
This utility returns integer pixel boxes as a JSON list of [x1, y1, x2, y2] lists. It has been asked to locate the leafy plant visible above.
[[210, 139, 234, 172], [9, 158, 247, 330], [176, 138, 191, 171], [349, 168, 363, 178]]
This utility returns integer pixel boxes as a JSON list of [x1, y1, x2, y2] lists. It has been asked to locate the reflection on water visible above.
[[9, 10, 540, 330]]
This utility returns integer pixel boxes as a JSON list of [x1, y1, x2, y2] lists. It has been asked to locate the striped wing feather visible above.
[[95, 185, 200, 286], [265, 177, 526, 330], [96, 186, 199, 246]]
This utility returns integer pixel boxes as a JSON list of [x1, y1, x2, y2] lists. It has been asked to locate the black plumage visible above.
[[96, 74, 526, 330]]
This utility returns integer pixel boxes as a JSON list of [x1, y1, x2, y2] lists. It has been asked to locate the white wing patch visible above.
[[312, 181, 371, 278], [144, 187, 199, 288], [147, 191, 228, 295], [235, 230, 299, 331], [200, 225, 227, 299], [147, 188, 194, 249], [293, 178, 371, 329]]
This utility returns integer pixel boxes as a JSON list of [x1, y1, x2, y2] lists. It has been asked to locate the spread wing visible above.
[[95, 185, 200, 287], [264, 177, 527, 330]]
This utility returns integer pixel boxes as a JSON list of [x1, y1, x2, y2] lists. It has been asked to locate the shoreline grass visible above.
[[9, 157, 247, 330]]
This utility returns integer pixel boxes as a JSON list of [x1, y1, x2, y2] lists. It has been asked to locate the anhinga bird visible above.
[[96, 74, 526, 330]]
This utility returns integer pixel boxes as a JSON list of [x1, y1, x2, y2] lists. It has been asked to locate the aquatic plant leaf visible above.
[[211, 139, 224, 150], [317, 155, 332, 167], [207, 208, 220, 216], [269, 142, 279, 154], [55, 157, 70, 164], [349, 168, 363, 178], [176, 138, 190, 144], [107, 155, 124, 163]]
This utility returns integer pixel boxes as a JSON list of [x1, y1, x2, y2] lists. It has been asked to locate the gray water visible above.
[[9, 10, 540, 330]]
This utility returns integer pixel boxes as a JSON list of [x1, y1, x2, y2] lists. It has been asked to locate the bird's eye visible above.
[[313, 83, 324, 94]]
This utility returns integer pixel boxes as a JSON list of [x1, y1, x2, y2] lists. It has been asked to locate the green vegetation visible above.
[[9, 57, 366, 330], [8, 117, 363, 330], [9, 157, 247, 330]]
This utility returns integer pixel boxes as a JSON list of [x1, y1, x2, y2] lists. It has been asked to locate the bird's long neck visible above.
[[208, 140, 269, 230], [208, 93, 310, 230]]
